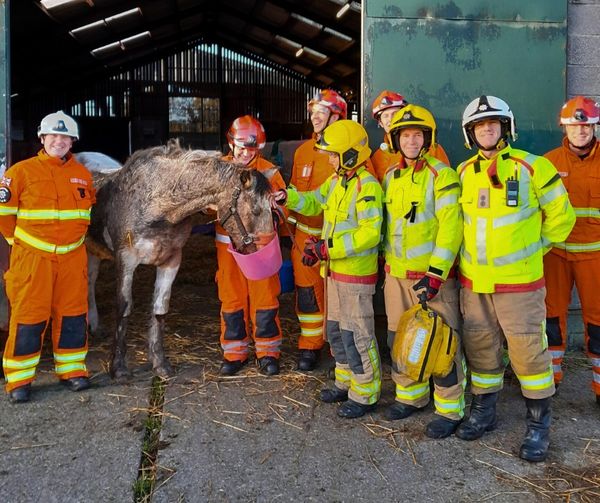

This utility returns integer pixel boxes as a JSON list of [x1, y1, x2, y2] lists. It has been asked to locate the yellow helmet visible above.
[[388, 104, 436, 158], [315, 120, 371, 171]]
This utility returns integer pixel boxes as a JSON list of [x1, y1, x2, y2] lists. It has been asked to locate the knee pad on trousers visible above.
[[255, 308, 278, 338], [341, 329, 365, 374], [297, 286, 319, 313], [327, 321, 348, 364], [223, 310, 247, 341], [546, 317, 562, 347], [433, 363, 459, 387], [14, 321, 46, 356], [587, 323, 600, 355], [58, 314, 87, 349]]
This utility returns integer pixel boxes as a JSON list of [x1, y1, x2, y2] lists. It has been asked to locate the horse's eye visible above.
[[252, 207, 262, 216]]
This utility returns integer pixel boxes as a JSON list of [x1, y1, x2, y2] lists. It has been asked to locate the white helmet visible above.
[[38, 110, 79, 140], [462, 95, 516, 149]]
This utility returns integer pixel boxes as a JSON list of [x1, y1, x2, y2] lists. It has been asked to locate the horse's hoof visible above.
[[110, 366, 132, 381], [154, 363, 174, 378]]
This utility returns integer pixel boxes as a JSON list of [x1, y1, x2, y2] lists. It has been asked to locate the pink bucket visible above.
[[227, 234, 282, 281]]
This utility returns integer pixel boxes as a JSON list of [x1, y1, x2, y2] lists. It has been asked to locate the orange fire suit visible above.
[[370, 133, 451, 183], [544, 138, 600, 395], [0, 150, 95, 392], [289, 137, 378, 350], [216, 155, 286, 362], [288, 138, 332, 350]]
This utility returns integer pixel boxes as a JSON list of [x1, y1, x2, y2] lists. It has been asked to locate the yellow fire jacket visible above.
[[286, 164, 383, 283], [383, 153, 462, 280], [458, 145, 575, 293]]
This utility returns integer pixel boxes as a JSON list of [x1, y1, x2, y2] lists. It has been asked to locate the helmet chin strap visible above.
[[398, 146, 426, 162], [473, 136, 507, 152]]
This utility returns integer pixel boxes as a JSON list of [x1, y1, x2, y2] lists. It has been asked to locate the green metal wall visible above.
[[363, 0, 567, 166]]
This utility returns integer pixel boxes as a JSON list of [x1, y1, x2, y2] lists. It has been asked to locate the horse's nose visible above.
[[254, 231, 277, 250]]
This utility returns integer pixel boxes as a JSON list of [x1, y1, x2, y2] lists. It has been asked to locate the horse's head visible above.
[[216, 166, 276, 254]]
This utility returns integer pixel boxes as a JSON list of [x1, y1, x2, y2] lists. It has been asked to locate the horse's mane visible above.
[[118, 139, 272, 197]]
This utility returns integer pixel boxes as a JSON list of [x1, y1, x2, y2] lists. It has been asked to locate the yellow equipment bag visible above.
[[391, 301, 457, 382]]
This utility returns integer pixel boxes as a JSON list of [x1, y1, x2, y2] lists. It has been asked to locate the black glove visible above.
[[412, 275, 443, 301]]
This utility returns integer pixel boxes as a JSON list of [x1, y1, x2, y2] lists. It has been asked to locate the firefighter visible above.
[[0, 111, 95, 403], [543, 96, 600, 403], [285, 120, 384, 419], [382, 105, 465, 438], [456, 96, 575, 462], [287, 89, 347, 371], [370, 90, 451, 183], [216, 115, 287, 376]]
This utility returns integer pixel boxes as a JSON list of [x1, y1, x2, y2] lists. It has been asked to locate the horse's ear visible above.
[[240, 169, 253, 189]]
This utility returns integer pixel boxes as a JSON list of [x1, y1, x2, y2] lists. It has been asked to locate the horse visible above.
[[83, 141, 277, 379]]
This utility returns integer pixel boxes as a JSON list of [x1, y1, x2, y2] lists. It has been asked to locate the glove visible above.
[[302, 236, 328, 266], [412, 275, 443, 301], [271, 189, 287, 207]]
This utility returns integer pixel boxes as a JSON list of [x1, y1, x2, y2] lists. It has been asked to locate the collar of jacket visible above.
[[38, 148, 72, 166]]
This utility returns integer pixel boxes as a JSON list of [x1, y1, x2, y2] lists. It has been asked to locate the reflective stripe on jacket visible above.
[[544, 138, 600, 259], [383, 153, 462, 280], [458, 145, 575, 293], [287, 165, 383, 281], [0, 149, 95, 255]]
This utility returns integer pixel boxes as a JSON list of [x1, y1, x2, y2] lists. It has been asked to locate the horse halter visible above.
[[219, 186, 255, 250]]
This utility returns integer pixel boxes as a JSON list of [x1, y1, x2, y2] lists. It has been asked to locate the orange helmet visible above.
[[308, 89, 347, 119], [372, 90, 407, 120], [560, 96, 600, 125], [227, 115, 267, 151]]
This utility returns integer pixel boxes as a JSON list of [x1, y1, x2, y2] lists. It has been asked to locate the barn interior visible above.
[[9, 0, 362, 163]]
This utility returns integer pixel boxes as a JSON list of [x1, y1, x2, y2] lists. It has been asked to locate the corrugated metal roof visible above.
[[16, 0, 360, 96]]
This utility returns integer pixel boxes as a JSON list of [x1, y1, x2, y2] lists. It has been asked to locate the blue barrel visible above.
[[279, 259, 294, 293]]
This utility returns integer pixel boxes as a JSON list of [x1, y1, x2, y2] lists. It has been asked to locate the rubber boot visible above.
[[9, 383, 31, 403], [425, 417, 461, 439], [298, 349, 319, 371], [337, 399, 376, 419], [519, 397, 551, 462], [220, 359, 248, 376], [386, 401, 424, 420], [61, 376, 90, 392], [455, 392, 498, 441]]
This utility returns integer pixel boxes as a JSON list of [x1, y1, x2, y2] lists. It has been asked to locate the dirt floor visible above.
[[1, 233, 600, 502]]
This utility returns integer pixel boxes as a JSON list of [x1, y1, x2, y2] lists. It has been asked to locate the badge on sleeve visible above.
[[0, 187, 11, 203]]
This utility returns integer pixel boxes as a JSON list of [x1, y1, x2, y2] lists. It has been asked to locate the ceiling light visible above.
[[295, 47, 304, 58], [336, 3, 351, 18]]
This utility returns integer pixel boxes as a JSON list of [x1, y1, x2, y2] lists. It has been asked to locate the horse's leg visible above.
[[148, 248, 182, 378], [87, 252, 101, 336], [111, 250, 140, 379]]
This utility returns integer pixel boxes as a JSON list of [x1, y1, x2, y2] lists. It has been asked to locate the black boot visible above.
[[386, 401, 424, 420], [258, 356, 280, 376], [298, 349, 319, 371], [425, 417, 462, 439], [455, 392, 498, 441], [519, 397, 551, 462], [320, 386, 348, 403], [61, 377, 90, 392], [9, 384, 31, 403], [220, 359, 248, 376], [337, 399, 376, 419]]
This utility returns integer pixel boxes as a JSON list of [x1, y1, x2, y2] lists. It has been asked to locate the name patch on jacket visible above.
[[70, 178, 88, 186], [0, 187, 11, 203]]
